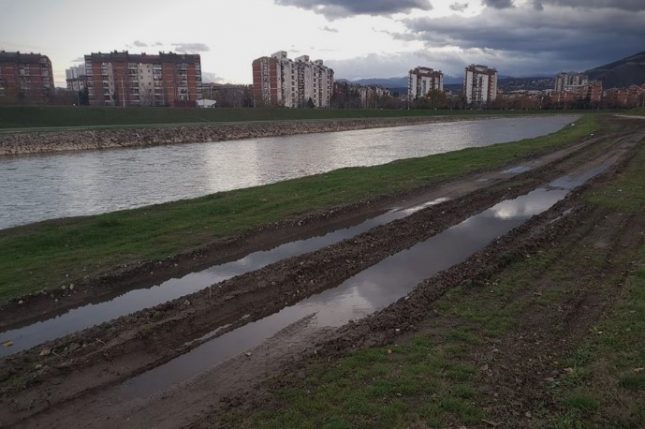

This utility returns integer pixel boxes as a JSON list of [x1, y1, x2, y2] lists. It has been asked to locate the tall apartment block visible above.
[[0, 51, 54, 104], [464, 64, 498, 105], [66, 64, 87, 92], [408, 67, 444, 102], [252, 51, 334, 108], [554, 72, 588, 92], [84, 51, 202, 107]]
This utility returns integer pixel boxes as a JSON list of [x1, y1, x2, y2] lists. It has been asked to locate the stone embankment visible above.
[[0, 117, 451, 156]]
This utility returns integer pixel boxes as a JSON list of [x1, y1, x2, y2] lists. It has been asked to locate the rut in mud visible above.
[[0, 123, 643, 428]]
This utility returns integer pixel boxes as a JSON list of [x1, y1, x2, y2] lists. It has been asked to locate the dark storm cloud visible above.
[[534, 0, 645, 11], [274, 0, 432, 18], [399, 3, 645, 74], [483, 0, 514, 9]]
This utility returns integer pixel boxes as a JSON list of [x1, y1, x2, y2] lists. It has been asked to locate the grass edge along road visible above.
[[0, 114, 597, 304], [216, 122, 645, 429]]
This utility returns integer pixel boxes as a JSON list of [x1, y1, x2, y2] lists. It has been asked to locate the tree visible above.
[[426, 89, 449, 109], [79, 87, 89, 105]]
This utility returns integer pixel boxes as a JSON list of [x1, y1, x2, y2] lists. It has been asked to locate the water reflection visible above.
[[0, 198, 447, 357], [118, 162, 608, 398]]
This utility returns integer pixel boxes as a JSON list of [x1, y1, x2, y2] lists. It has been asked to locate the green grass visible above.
[[586, 138, 645, 213], [0, 106, 556, 130], [544, 139, 645, 428], [221, 336, 484, 429], [547, 249, 645, 428], [0, 114, 598, 303]]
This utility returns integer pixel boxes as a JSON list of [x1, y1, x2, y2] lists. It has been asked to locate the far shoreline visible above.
[[0, 112, 567, 157]]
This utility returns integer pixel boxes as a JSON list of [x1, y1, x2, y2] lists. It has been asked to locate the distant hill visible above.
[[352, 75, 462, 90], [350, 75, 553, 93], [497, 76, 554, 91], [586, 51, 645, 89]]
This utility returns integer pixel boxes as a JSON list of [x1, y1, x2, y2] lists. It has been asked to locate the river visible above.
[[0, 115, 578, 229]]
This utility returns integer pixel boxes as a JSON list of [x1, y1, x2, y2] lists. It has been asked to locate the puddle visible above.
[[0, 198, 448, 357], [116, 160, 612, 399], [503, 165, 532, 174]]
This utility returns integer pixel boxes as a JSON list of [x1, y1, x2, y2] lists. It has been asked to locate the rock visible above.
[[244, 352, 252, 358], [2, 340, 14, 348], [39, 348, 52, 356]]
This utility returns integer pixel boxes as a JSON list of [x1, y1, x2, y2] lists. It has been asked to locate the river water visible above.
[[0, 115, 578, 229]]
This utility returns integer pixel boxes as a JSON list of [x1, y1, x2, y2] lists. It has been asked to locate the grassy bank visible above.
[[0, 106, 557, 130], [0, 115, 597, 303], [218, 128, 645, 429]]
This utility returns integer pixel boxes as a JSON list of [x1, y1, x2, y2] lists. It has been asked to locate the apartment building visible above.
[[550, 73, 602, 106], [65, 64, 87, 92], [252, 51, 333, 108], [84, 51, 202, 107], [408, 67, 444, 102], [554, 72, 589, 92], [604, 84, 645, 108], [464, 64, 498, 105], [0, 51, 54, 104]]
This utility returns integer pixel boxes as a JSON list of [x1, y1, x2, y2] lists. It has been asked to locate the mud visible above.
[[0, 123, 642, 428]]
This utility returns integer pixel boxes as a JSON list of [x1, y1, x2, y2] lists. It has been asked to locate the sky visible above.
[[1, 0, 644, 86]]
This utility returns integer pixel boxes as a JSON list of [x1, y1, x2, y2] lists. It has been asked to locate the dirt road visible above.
[[1, 118, 643, 428]]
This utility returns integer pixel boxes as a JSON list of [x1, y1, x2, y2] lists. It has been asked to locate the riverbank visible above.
[[0, 115, 598, 306], [0, 114, 541, 156]]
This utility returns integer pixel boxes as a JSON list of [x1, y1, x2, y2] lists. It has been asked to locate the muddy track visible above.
[[0, 130, 640, 427], [0, 131, 616, 330]]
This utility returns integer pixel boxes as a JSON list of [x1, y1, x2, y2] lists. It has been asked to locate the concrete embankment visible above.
[[0, 117, 453, 156]]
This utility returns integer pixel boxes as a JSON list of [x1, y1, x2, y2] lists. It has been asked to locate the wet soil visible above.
[[0, 124, 642, 428]]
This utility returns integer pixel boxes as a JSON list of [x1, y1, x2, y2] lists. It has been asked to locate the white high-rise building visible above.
[[252, 51, 334, 108], [554, 72, 589, 92], [408, 67, 444, 102], [464, 64, 498, 105], [65, 64, 87, 92]]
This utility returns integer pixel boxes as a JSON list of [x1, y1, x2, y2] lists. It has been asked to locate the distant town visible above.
[[1, 49, 644, 110]]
